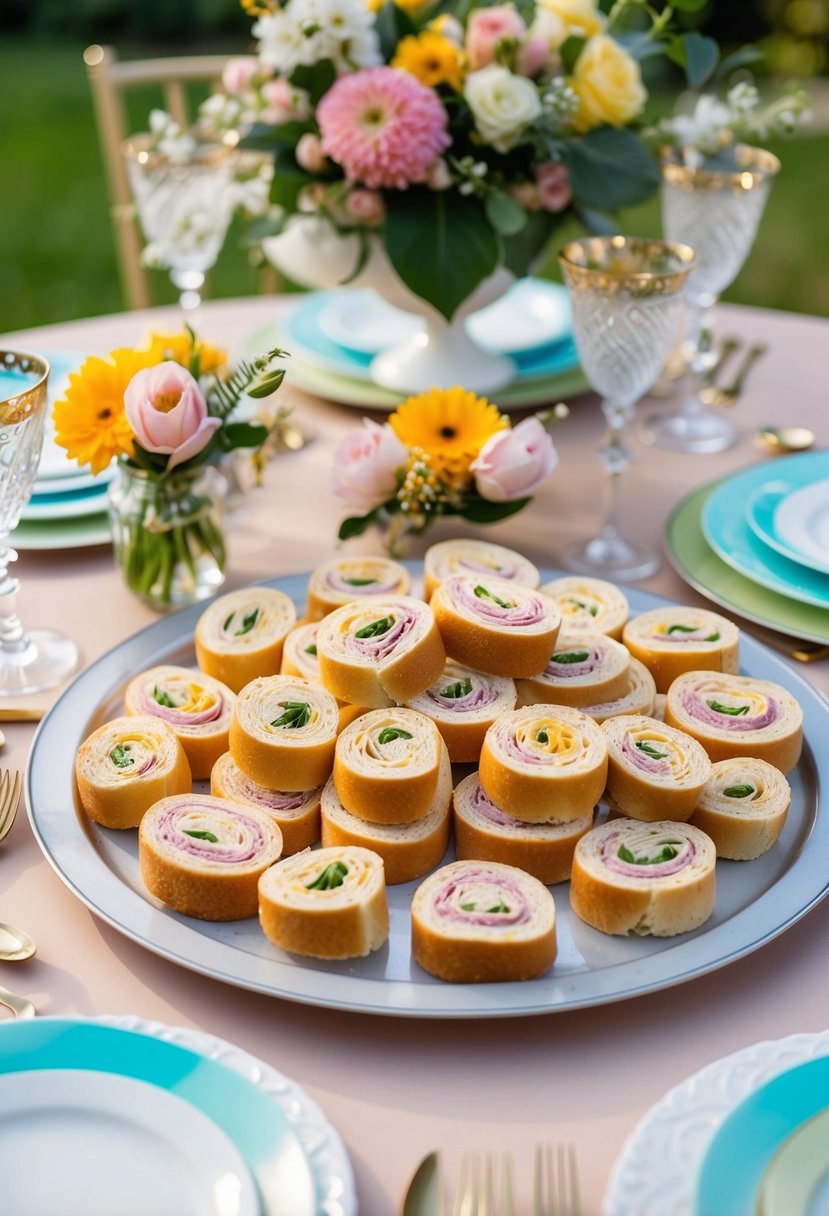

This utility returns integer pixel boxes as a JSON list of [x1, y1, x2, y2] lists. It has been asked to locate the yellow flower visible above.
[[392, 31, 466, 90], [144, 331, 227, 374], [52, 348, 154, 474], [390, 387, 507, 478], [570, 34, 647, 132], [534, 0, 605, 47], [394, 0, 429, 12]]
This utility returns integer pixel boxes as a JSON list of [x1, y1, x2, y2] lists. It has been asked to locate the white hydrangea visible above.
[[254, 0, 380, 77]]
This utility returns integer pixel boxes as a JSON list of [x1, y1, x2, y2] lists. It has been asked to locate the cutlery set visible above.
[[0, 767, 37, 1018], [402, 1147, 581, 1216]]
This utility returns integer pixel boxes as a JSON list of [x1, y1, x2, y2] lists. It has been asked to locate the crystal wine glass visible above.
[[123, 133, 239, 314], [645, 145, 780, 454], [558, 236, 695, 582], [0, 351, 79, 693]]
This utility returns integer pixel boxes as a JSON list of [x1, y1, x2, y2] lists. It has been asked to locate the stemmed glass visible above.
[[645, 145, 780, 454], [123, 134, 240, 313], [0, 352, 79, 693], [558, 236, 695, 582]]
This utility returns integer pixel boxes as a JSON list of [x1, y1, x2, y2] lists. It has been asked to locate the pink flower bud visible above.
[[509, 181, 541, 211], [124, 362, 221, 472], [426, 158, 453, 191], [221, 57, 259, 96], [516, 36, 549, 78], [261, 77, 311, 123], [296, 132, 327, 174], [466, 4, 527, 70], [536, 162, 572, 212], [345, 188, 386, 225], [470, 417, 558, 502], [332, 419, 407, 512]]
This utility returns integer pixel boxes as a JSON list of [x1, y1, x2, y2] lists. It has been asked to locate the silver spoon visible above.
[[0, 922, 36, 962], [757, 426, 816, 454]]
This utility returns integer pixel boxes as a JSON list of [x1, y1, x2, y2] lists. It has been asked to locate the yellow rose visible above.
[[535, 0, 605, 46], [570, 35, 647, 132]]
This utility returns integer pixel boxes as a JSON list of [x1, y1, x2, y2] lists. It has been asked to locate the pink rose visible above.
[[260, 77, 311, 123], [332, 419, 407, 512], [516, 36, 550, 77], [221, 57, 259, 96], [346, 188, 385, 225], [296, 132, 327, 174], [466, 4, 527, 70], [124, 362, 221, 472], [470, 417, 558, 502], [536, 162, 572, 212]]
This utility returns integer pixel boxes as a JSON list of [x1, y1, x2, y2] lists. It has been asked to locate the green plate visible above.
[[666, 480, 829, 646]]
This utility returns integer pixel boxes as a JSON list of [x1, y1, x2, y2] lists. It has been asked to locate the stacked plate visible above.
[[605, 1030, 829, 1215], [13, 351, 112, 551], [665, 451, 829, 646], [254, 278, 588, 409]]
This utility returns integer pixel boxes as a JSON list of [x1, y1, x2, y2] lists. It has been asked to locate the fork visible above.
[[533, 1144, 582, 1216], [700, 341, 768, 408], [452, 1153, 515, 1216], [0, 768, 21, 844]]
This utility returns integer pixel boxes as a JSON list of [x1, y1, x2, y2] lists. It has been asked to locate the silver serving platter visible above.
[[26, 567, 829, 1019]]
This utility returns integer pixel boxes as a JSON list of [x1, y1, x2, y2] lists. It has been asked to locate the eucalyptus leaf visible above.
[[681, 31, 720, 88], [563, 127, 660, 211], [714, 46, 764, 83], [485, 190, 528, 237]]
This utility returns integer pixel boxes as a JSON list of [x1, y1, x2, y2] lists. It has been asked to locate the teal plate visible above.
[[701, 458, 829, 609], [665, 480, 829, 646], [746, 452, 829, 576]]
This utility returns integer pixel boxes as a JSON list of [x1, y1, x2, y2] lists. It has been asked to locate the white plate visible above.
[[32, 466, 114, 497], [0, 1069, 259, 1216], [318, 290, 422, 355], [775, 477, 829, 571], [21, 482, 110, 522], [10, 512, 111, 551], [603, 1031, 829, 1216], [25, 567, 829, 1019]]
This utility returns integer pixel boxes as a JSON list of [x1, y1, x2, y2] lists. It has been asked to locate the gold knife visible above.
[[402, 1152, 443, 1216]]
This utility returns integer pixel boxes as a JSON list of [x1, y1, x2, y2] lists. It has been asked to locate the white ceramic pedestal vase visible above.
[[262, 216, 516, 395]]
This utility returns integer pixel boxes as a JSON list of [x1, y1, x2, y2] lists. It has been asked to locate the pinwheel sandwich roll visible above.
[[579, 659, 657, 725], [333, 707, 443, 824], [431, 575, 561, 679], [229, 674, 338, 792], [539, 576, 629, 641], [211, 751, 322, 855], [139, 794, 283, 921], [258, 845, 388, 959], [321, 743, 452, 884], [124, 665, 235, 780], [195, 587, 297, 693], [516, 634, 631, 709], [569, 819, 716, 937], [479, 704, 607, 823], [406, 661, 517, 763], [75, 715, 191, 829], [316, 596, 446, 709], [280, 622, 367, 731], [411, 859, 557, 983], [664, 671, 803, 774], [622, 607, 739, 693], [453, 772, 592, 886], [423, 538, 540, 602], [690, 757, 791, 860], [601, 714, 711, 823], [305, 557, 411, 621]]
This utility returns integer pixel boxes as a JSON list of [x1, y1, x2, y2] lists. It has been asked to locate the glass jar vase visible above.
[[108, 461, 227, 611]]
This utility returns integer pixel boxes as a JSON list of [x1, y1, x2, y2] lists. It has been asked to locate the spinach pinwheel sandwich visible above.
[[305, 556, 411, 621], [569, 819, 717, 938], [229, 674, 338, 791], [577, 659, 657, 725], [405, 661, 517, 764], [332, 707, 444, 824], [538, 575, 629, 641], [280, 621, 367, 731], [75, 715, 191, 829], [139, 794, 283, 921], [195, 586, 297, 693], [690, 757, 791, 860], [124, 665, 235, 780], [210, 751, 322, 856], [430, 575, 561, 678], [515, 634, 631, 708], [258, 846, 388, 959], [411, 859, 557, 983], [423, 538, 540, 601], [601, 714, 712, 823], [622, 606, 739, 693]]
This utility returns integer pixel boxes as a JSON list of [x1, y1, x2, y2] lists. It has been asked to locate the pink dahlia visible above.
[[317, 67, 451, 191]]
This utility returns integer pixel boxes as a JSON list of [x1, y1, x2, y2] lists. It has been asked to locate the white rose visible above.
[[464, 64, 542, 154]]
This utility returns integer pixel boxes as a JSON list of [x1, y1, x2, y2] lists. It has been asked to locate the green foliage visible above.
[[563, 127, 661, 210]]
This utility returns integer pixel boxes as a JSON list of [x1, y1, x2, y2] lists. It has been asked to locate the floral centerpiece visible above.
[[53, 331, 287, 610], [332, 385, 566, 553]]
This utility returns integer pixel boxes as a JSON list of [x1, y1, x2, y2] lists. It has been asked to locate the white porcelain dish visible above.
[[26, 567, 828, 1019], [774, 477, 829, 572]]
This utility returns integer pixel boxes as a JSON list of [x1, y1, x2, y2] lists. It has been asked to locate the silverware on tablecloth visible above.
[[0, 707, 46, 722], [703, 335, 741, 388], [0, 983, 35, 1018], [757, 425, 816, 454], [700, 340, 769, 407], [533, 1144, 582, 1216], [747, 624, 829, 664], [0, 768, 21, 844], [402, 1152, 443, 1216], [451, 1153, 514, 1216], [0, 922, 36, 962]]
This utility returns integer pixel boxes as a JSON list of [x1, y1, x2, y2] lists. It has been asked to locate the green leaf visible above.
[[560, 34, 586, 73], [501, 211, 558, 278], [671, 0, 710, 10], [714, 46, 765, 83], [289, 60, 336, 105], [474, 584, 512, 610], [338, 509, 379, 541], [270, 165, 314, 213], [306, 861, 349, 890], [485, 190, 528, 237], [618, 841, 681, 865], [271, 701, 312, 729], [552, 650, 590, 664], [706, 699, 750, 716], [723, 784, 755, 799], [183, 829, 219, 843], [153, 686, 175, 708], [616, 31, 671, 62], [377, 726, 414, 744], [221, 422, 270, 451], [563, 127, 660, 211], [343, 577, 377, 586], [440, 678, 473, 699], [486, 900, 510, 914], [536, 729, 549, 744], [304, 643, 318, 656], [383, 190, 500, 320], [681, 32, 720, 88], [459, 495, 532, 524], [355, 616, 393, 639], [635, 739, 668, 760], [375, 0, 417, 60], [231, 608, 260, 637], [109, 744, 134, 769], [667, 623, 698, 634]]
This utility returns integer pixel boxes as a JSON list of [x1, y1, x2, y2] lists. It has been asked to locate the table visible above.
[[1, 297, 827, 1215]]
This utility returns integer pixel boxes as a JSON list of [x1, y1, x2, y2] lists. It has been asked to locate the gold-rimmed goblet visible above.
[[123, 133, 240, 314], [558, 236, 695, 582], [0, 352, 80, 694], [646, 145, 780, 454]]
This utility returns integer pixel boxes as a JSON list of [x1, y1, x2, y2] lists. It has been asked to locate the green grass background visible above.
[[2, 34, 827, 334]]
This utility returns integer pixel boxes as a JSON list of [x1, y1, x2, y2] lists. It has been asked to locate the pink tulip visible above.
[[536, 162, 572, 212], [332, 419, 407, 512], [466, 4, 527, 70], [470, 417, 558, 502], [124, 362, 221, 472], [221, 57, 259, 96]]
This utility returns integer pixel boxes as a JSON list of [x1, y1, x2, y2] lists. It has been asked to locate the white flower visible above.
[[254, 11, 307, 75], [464, 64, 542, 153], [254, 0, 380, 76], [663, 94, 732, 154]]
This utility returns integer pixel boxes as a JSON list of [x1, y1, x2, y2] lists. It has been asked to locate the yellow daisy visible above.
[[390, 387, 507, 478], [144, 331, 227, 375], [391, 31, 466, 90], [52, 347, 154, 474]]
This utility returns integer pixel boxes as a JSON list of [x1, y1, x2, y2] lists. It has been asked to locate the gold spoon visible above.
[[0, 922, 36, 962], [0, 983, 35, 1018], [757, 426, 816, 454]]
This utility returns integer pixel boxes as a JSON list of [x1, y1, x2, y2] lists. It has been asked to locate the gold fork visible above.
[[533, 1144, 582, 1216], [0, 769, 21, 844], [699, 341, 768, 408], [452, 1153, 515, 1216]]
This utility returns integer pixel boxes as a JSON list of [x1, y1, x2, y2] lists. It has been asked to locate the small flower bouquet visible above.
[[332, 386, 565, 554], [53, 331, 288, 609]]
